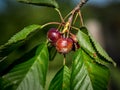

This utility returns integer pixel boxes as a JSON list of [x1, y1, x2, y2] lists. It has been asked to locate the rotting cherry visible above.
[[76, 42, 80, 49], [70, 33, 80, 51], [72, 42, 80, 51], [56, 38, 73, 54], [47, 28, 62, 45]]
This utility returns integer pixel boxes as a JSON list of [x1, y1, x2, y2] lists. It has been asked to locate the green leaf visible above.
[[48, 45, 57, 61], [49, 65, 70, 90], [0, 24, 41, 60], [0, 44, 38, 75], [88, 30, 116, 66], [71, 49, 110, 90], [76, 27, 95, 56], [18, 0, 59, 8], [0, 43, 49, 90], [76, 27, 116, 66]]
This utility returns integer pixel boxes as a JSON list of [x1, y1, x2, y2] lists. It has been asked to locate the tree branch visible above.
[[78, 0, 89, 8], [74, 0, 89, 12]]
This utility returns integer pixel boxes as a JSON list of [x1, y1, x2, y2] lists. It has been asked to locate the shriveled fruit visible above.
[[72, 42, 80, 51], [47, 28, 62, 45], [56, 38, 73, 54]]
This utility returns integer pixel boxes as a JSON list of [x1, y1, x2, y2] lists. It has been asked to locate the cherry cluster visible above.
[[47, 28, 80, 54]]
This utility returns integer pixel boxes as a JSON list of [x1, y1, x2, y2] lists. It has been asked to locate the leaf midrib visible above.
[[81, 50, 94, 90], [16, 44, 46, 89]]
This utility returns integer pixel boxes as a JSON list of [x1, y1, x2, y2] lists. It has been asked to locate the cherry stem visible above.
[[67, 15, 73, 37], [55, 8, 65, 23], [64, 11, 72, 21], [63, 0, 88, 28], [78, 10, 84, 26], [63, 54, 66, 65], [42, 0, 88, 29], [73, 13, 79, 25], [41, 22, 62, 28], [42, 21, 79, 31]]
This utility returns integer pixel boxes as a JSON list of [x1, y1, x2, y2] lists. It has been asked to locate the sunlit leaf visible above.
[[71, 49, 110, 90], [18, 0, 59, 8], [49, 65, 70, 90], [0, 43, 49, 90]]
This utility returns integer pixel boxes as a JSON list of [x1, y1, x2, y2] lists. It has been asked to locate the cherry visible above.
[[47, 28, 62, 45], [70, 33, 78, 43], [56, 38, 73, 54], [70, 33, 80, 51], [72, 42, 80, 51], [76, 42, 80, 49]]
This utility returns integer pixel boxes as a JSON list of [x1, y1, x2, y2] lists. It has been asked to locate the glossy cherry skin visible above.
[[47, 28, 62, 45], [56, 38, 73, 54]]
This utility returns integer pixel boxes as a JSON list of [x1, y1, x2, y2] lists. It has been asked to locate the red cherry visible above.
[[56, 38, 73, 54], [72, 42, 80, 51], [70, 33, 78, 43], [47, 28, 62, 45], [76, 42, 80, 49]]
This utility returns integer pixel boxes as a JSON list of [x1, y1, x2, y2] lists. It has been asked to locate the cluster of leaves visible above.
[[0, 0, 116, 90]]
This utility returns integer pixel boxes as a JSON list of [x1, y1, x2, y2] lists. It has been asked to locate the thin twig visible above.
[[72, 0, 89, 14], [72, 0, 88, 27], [63, 0, 88, 22], [63, 0, 88, 31]]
